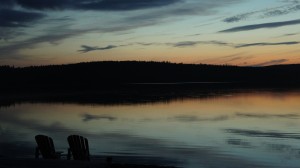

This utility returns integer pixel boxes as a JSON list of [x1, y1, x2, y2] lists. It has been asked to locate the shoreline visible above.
[[0, 157, 179, 168]]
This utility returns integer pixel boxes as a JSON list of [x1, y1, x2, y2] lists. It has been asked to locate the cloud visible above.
[[11, 0, 181, 11], [77, 41, 232, 53], [225, 128, 300, 140], [77, 40, 300, 54], [81, 113, 117, 122], [235, 41, 300, 48], [0, 25, 103, 59], [223, 2, 300, 23], [78, 45, 118, 53], [167, 40, 299, 48], [1, 0, 245, 60], [172, 41, 200, 47], [123, 0, 243, 28], [283, 33, 298, 36], [0, 8, 45, 27], [223, 12, 255, 23], [0, 0, 15, 8], [0, 28, 26, 41], [170, 41, 231, 48], [219, 19, 300, 33], [252, 59, 289, 66]]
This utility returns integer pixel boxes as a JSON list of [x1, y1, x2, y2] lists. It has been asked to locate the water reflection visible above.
[[1, 90, 300, 167]]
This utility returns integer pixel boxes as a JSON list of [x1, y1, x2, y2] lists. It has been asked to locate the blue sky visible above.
[[1, 0, 300, 66]]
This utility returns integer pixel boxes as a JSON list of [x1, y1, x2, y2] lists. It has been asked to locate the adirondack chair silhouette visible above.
[[35, 135, 62, 159], [67, 135, 90, 161]]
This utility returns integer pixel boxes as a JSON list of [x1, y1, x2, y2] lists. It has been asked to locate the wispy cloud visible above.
[[1, 0, 246, 60], [219, 19, 300, 33], [0, 8, 45, 27], [78, 40, 300, 53], [251, 59, 289, 67], [78, 45, 118, 53], [0, 26, 99, 59], [223, 12, 256, 23], [9, 0, 182, 11], [235, 41, 300, 48], [223, 2, 300, 23], [165, 41, 232, 48]]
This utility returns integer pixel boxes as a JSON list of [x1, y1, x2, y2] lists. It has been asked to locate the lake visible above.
[[1, 89, 300, 168]]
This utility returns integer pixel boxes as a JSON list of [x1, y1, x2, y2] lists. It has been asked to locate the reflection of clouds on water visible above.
[[169, 112, 300, 123], [225, 129, 300, 140], [227, 139, 252, 148], [171, 115, 229, 122], [94, 133, 267, 168], [0, 111, 269, 167], [265, 143, 299, 153], [263, 143, 300, 159], [235, 112, 300, 119], [0, 112, 73, 134], [81, 113, 117, 122], [0, 89, 300, 167]]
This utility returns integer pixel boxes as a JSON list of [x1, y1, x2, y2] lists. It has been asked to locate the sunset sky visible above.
[[1, 0, 300, 67]]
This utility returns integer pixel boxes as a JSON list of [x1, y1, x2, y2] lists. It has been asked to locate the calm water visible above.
[[1, 90, 300, 168]]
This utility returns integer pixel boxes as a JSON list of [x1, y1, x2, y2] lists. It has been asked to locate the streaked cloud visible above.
[[1, 0, 300, 65], [223, 12, 256, 23], [78, 40, 300, 54], [0, 8, 45, 27], [252, 59, 289, 67], [9, 0, 182, 11], [219, 19, 300, 33], [78, 45, 118, 53], [0, 26, 98, 59], [223, 1, 300, 23], [235, 41, 300, 48]]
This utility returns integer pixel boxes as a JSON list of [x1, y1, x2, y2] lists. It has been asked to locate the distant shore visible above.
[[1, 61, 300, 92]]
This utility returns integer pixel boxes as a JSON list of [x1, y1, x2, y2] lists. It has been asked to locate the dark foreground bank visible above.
[[1, 61, 300, 91], [0, 158, 178, 168]]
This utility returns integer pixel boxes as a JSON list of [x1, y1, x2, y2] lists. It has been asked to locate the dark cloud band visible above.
[[219, 19, 300, 33], [235, 41, 300, 48], [9, 0, 181, 11], [78, 45, 118, 53], [0, 8, 45, 27]]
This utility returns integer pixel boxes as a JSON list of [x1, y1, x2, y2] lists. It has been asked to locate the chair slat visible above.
[[35, 135, 60, 159], [67, 135, 90, 160]]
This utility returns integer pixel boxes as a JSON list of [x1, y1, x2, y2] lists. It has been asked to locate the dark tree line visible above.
[[1, 61, 300, 91]]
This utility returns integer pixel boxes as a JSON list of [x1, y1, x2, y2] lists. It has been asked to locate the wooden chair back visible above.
[[35, 135, 58, 159], [67, 135, 90, 160]]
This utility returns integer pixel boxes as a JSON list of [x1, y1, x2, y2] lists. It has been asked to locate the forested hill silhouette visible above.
[[1, 61, 300, 91]]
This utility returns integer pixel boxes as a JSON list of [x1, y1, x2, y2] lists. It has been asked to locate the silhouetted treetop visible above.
[[0, 61, 300, 91]]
